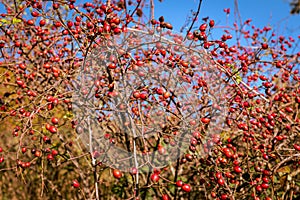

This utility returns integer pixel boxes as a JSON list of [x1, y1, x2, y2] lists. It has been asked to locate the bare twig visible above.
[[184, 0, 203, 41], [88, 116, 99, 200], [129, 106, 140, 199], [150, 0, 155, 26], [272, 153, 300, 172]]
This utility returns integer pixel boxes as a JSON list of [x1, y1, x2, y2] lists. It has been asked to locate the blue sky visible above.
[[154, 0, 300, 39]]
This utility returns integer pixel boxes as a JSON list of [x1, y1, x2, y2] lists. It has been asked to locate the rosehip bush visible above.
[[0, 0, 299, 200]]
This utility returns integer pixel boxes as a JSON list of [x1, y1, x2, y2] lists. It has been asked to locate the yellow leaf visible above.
[[12, 18, 22, 24], [0, 19, 8, 24], [220, 131, 230, 141], [235, 75, 242, 84], [277, 166, 290, 177], [277, 166, 290, 173]]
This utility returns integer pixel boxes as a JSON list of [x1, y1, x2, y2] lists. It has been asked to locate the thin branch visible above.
[[272, 153, 300, 172], [184, 0, 203, 41], [129, 106, 140, 199], [88, 116, 100, 200], [150, 0, 155, 27]]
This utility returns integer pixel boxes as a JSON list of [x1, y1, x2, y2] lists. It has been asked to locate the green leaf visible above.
[[64, 112, 73, 118], [169, 184, 176, 194], [179, 176, 188, 183]]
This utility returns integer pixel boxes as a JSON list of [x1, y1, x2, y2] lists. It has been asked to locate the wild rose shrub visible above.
[[0, 0, 299, 199]]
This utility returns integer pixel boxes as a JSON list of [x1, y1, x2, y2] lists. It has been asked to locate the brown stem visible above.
[[184, 0, 203, 41]]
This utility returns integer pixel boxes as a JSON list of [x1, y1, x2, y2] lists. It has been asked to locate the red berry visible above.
[[262, 169, 271, 176], [51, 149, 58, 156], [140, 93, 148, 100], [49, 126, 57, 134], [19, 63, 26, 70], [53, 3, 59, 9], [27, 19, 34, 26], [162, 194, 170, 200], [261, 183, 269, 189], [108, 63, 116, 69], [72, 180, 80, 188], [285, 107, 293, 113], [75, 16, 81, 22], [294, 144, 300, 151], [211, 191, 217, 198], [130, 167, 138, 175], [133, 91, 140, 98], [54, 21, 62, 27], [150, 173, 160, 183], [217, 178, 225, 186], [25, 162, 31, 168], [31, 11, 39, 17], [163, 91, 171, 99], [176, 180, 183, 187], [199, 23, 207, 32], [201, 117, 210, 124], [181, 184, 191, 192], [47, 154, 54, 161], [233, 165, 242, 173], [256, 185, 262, 192], [51, 117, 59, 124], [262, 43, 268, 49], [67, 21, 73, 28], [156, 88, 164, 95], [262, 177, 269, 183], [47, 96, 54, 102], [296, 97, 300, 103], [113, 169, 122, 179], [43, 136, 51, 144], [113, 27, 121, 35], [263, 153, 269, 160], [34, 150, 42, 157], [0, 156, 4, 163], [21, 147, 27, 153], [221, 194, 228, 200], [209, 19, 215, 27], [86, 22, 93, 29], [53, 98, 59, 105], [104, 24, 111, 33], [215, 172, 222, 179], [39, 19, 46, 26], [223, 148, 233, 158]]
